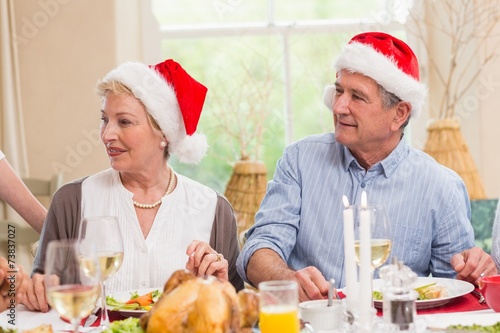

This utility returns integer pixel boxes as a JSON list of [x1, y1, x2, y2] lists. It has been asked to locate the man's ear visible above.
[[391, 101, 412, 131]]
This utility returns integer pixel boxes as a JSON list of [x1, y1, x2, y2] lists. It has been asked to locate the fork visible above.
[[471, 289, 486, 304]]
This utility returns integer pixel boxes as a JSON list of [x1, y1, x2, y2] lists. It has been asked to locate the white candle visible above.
[[359, 191, 372, 329], [342, 195, 358, 311]]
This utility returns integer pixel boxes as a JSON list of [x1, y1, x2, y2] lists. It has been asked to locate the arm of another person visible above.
[[0, 157, 47, 234]]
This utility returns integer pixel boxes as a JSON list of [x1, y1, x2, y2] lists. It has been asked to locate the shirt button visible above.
[[141, 281, 146, 286], [141, 248, 147, 254], [361, 182, 366, 188]]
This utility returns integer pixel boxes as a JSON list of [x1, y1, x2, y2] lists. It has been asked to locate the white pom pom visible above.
[[173, 133, 208, 164]]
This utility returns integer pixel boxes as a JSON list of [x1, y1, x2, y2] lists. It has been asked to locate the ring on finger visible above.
[[215, 253, 223, 262], [480, 272, 485, 278]]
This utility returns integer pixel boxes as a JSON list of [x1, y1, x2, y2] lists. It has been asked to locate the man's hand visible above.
[[293, 266, 330, 302], [451, 247, 498, 285], [247, 249, 330, 302]]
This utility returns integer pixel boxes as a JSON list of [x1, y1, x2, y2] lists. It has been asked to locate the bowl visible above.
[[478, 274, 500, 312], [299, 299, 343, 332]]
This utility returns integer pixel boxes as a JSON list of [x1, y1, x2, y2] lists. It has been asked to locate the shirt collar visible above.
[[341, 138, 408, 178]]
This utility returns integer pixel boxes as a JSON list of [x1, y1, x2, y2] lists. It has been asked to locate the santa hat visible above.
[[101, 59, 208, 164], [323, 32, 426, 117]]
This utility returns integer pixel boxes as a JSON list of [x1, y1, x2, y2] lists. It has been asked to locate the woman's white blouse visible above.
[[80, 168, 217, 293]]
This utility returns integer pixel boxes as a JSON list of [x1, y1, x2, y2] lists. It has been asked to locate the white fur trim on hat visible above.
[[101, 62, 207, 164], [323, 42, 427, 118]]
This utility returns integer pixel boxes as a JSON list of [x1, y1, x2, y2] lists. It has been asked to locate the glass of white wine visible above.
[[353, 205, 393, 277], [45, 239, 101, 333], [79, 216, 124, 330]]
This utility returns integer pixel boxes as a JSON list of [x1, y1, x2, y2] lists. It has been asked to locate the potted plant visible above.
[[209, 58, 276, 239]]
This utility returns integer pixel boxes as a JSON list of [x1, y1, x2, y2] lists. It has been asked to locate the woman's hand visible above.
[[0, 257, 30, 312], [22, 273, 50, 312], [185, 240, 228, 281]]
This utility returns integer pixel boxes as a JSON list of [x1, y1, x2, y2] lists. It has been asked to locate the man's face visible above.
[[331, 70, 400, 158]]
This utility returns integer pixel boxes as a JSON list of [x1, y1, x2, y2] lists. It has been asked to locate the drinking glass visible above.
[[353, 204, 393, 277], [78, 216, 124, 330], [258, 280, 300, 333], [45, 239, 101, 333]]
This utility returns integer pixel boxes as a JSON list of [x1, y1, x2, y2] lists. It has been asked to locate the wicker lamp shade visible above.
[[224, 160, 268, 241], [423, 119, 486, 200]]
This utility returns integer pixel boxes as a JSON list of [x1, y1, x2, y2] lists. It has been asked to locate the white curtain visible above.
[[0, 0, 29, 177]]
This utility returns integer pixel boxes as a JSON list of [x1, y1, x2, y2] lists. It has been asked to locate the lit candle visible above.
[[359, 191, 372, 329], [342, 195, 358, 311]]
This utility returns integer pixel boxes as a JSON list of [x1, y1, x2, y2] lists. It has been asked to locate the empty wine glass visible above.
[[78, 216, 124, 330], [45, 239, 101, 333]]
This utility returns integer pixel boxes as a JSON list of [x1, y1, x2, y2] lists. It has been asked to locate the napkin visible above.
[[89, 308, 128, 326]]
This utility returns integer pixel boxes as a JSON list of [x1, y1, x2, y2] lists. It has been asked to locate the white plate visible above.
[[108, 288, 161, 318], [372, 277, 474, 310]]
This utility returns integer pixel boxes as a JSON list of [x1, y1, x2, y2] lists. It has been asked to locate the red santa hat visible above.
[[101, 59, 208, 164], [324, 32, 426, 117]]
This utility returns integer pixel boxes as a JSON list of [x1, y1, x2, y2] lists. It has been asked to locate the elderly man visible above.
[[236, 31, 497, 301]]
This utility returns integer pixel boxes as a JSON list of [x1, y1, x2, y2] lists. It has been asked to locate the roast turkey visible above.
[[140, 270, 259, 333]]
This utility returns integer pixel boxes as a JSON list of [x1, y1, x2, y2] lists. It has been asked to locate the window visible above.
[[150, 0, 412, 192]]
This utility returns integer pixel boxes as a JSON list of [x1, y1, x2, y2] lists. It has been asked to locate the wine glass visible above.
[[78, 216, 124, 330], [353, 205, 393, 278], [45, 239, 101, 333]]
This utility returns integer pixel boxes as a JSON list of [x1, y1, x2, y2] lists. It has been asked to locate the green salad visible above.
[[102, 317, 143, 333], [106, 289, 162, 311], [447, 322, 500, 332]]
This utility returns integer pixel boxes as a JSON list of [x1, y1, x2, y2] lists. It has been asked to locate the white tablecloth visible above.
[[1, 306, 499, 331], [0, 305, 97, 332], [419, 309, 499, 328]]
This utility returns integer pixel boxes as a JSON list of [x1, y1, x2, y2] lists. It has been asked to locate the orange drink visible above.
[[259, 280, 299, 333], [259, 305, 300, 333]]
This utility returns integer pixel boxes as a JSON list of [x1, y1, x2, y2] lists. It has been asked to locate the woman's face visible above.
[[100, 92, 165, 173]]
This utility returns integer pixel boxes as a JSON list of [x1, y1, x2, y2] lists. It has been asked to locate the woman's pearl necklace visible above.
[[133, 166, 176, 209]]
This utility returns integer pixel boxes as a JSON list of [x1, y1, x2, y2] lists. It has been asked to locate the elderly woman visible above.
[[25, 59, 243, 312]]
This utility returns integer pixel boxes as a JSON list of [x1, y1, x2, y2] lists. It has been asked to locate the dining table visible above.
[[0, 290, 498, 332]]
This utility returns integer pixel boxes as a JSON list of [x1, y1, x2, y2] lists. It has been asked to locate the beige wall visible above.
[[7, 0, 155, 271], [13, 0, 150, 185], [11, 0, 500, 197]]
